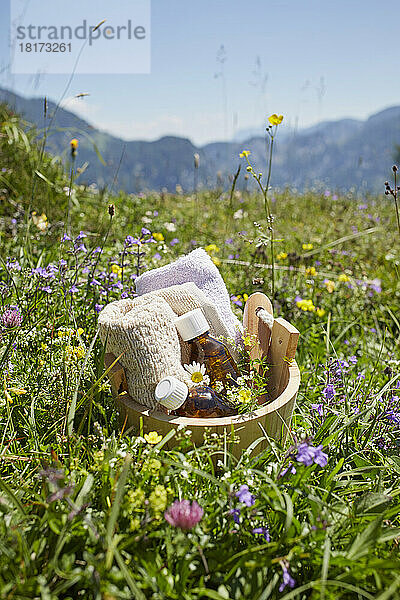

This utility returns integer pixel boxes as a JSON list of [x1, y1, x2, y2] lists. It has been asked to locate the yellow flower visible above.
[[75, 345, 85, 360], [316, 308, 326, 317], [239, 150, 251, 158], [302, 243, 313, 251], [325, 280, 335, 293], [242, 333, 256, 347], [305, 266, 317, 277], [238, 388, 252, 403], [9, 387, 27, 396], [243, 293, 248, 302], [70, 138, 79, 150], [111, 264, 122, 278], [32, 212, 48, 231], [77, 327, 84, 337], [153, 232, 164, 242], [211, 257, 221, 267], [268, 114, 283, 126], [144, 431, 163, 445], [205, 244, 220, 254], [277, 252, 288, 260], [338, 273, 349, 283], [296, 298, 315, 312]]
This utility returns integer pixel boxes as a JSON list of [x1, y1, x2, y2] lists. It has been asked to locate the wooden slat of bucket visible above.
[[267, 318, 300, 400], [243, 292, 273, 366]]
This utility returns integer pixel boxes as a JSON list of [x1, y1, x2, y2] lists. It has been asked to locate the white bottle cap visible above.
[[174, 308, 209, 341], [155, 376, 189, 410]]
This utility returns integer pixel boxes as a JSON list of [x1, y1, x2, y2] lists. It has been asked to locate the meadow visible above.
[[1, 104, 400, 599]]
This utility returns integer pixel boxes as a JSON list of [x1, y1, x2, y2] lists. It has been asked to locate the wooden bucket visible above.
[[104, 293, 300, 455]]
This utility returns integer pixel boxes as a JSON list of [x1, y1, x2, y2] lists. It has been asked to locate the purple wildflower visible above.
[[61, 234, 71, 242], [296, 442, 328, 467], [170, 238, 179, 246], [75, 231, 87, 240], [1, 306, 23, 328], [230, 508, 241, 524], [125, 235, 138, 247], [280, 464, 297, 477], [313, 445, 329, 467], [68, 285, 79, 294], [6, 259, 21, 271], [279, 566, 296, 592], [94, 304, 104, 313], [235, 485, 255, 507], [153, 253, 161, 261], [323, 384, 335, 400], [252, 526, 270, 542], [296, 442, 316, 467], [231, 295, 243, 308], [164, 500, 203, 530], [311, 403, 324, 416]]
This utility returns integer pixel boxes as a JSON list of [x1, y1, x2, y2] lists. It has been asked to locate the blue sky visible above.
[[0, 0, 398, 144]]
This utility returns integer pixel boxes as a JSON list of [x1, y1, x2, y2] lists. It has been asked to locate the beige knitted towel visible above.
[[98, 296, 192, 409]]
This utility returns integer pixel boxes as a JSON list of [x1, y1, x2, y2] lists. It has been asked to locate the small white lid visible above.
[[155, 376, 188, 410], [174, 308, 209, 341]]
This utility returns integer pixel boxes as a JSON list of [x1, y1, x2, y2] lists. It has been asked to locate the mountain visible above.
[[1, 86, 399, 194]]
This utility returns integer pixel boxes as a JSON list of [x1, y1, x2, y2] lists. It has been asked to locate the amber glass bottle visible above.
[[174, 309, 240, 390], [155, 376, 236, 418]]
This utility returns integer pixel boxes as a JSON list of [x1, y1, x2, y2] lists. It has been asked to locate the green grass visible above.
[[1, 104, 400, 599]]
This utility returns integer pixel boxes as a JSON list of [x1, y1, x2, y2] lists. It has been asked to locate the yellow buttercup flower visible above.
[[316, 308, 326, 317], [153, 232, 164, 242], [70, 138, 79, 150], [111, 264, 122, 278], [296, 298, 315, 312], [277, 252, 288, 260], [77, 328, 84, 336], [144, 431, 163, 445], [238, 388, 252, 403], [338, 273, 349, 282], [268, 114, 283, 126], [205, 244, 220, 254], [302, 243, 313, 251], [239, 150, 251, 158], [325, 280, 335, 293], [305, 266, 317, 277], [211, 257, 221, 267]]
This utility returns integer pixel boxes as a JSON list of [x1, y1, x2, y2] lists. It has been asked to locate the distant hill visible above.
[[1, 87, 399, 194]]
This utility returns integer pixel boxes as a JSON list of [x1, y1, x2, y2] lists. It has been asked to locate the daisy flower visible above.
[[184, 362, 210, 387]]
